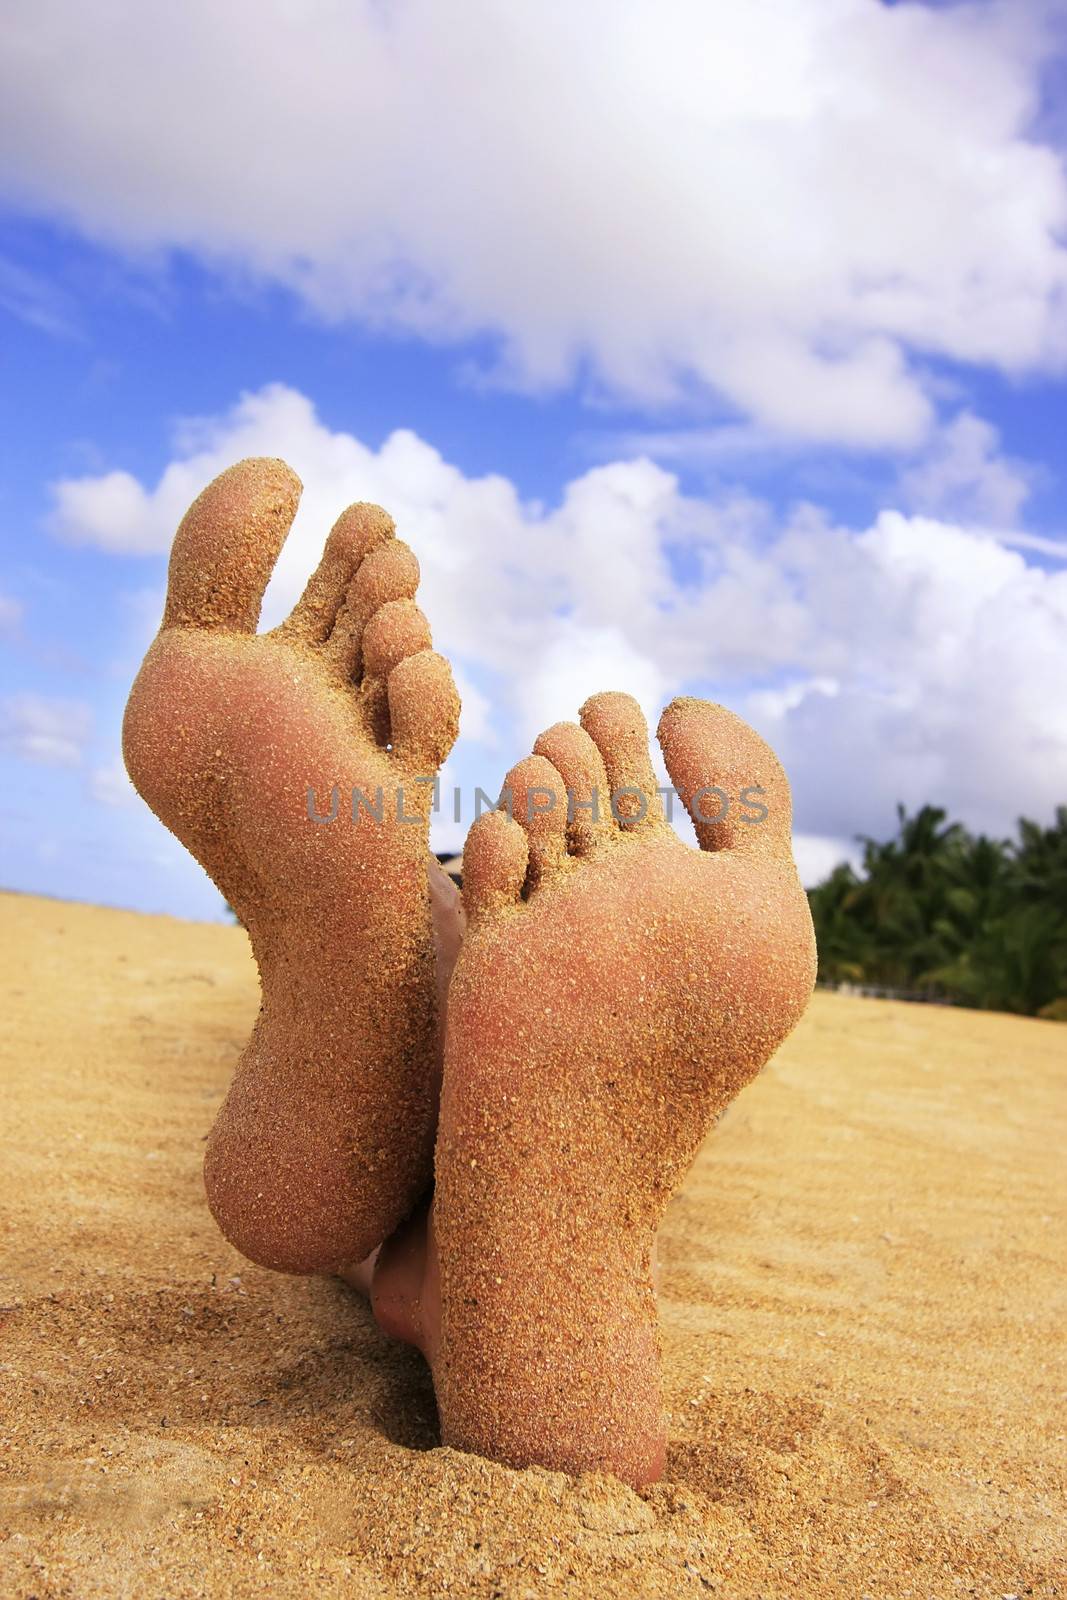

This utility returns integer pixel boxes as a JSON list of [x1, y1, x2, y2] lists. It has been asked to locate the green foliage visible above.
[[807, 804, 1067, 1017]]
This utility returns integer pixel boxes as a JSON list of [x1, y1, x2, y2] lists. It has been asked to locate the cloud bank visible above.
[[3, 0, 1067, 445], [51, 384, 1067, 870]]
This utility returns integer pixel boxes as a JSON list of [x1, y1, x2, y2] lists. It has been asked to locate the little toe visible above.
[[162, 458, 302, 634], [532, 721, 613, 854], [387, 649, 460, 775], [579, 691, 665, 833], [657, 696, 793, 859], [462, 809, 528, 923], [326, 539, 421, 677], [278, 501, 395, 646], [503, 753, 568, 888]]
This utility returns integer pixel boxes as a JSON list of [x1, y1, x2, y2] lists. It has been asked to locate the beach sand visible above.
[[1, 889, 1063, 1598]]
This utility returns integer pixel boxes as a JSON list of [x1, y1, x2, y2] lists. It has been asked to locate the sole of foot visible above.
[[430, 691, 816, 1487], [122, 458, 461, 1274]]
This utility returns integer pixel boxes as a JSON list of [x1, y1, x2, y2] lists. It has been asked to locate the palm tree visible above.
[[808, 804, 1067, 1016]]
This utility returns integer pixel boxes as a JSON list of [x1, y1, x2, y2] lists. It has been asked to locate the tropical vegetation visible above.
[[807, 804, 1067, 1019]]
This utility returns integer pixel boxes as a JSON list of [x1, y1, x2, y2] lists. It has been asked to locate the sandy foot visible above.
[[430, 692, 817, 1486], [123, 458, 461, 1273]]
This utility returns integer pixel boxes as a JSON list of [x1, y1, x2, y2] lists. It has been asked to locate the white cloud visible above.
[[49, 384, 1067, 869], [90, 756, 137, 807], [0, 693, 92, 766], [747, 676, 840, 723], [756, 511, 1067, 839], [4, 2, 1067, 445], [51, 469, 162, 554], [792, 832, 862, 890], [512, 621, 669, 751], [900, 411, 1034, 526], [447, 668, 493, 748], [994, 529, 1067, 560]]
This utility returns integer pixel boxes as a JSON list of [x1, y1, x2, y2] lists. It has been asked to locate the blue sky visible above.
[[2, 0, 1067, 920]]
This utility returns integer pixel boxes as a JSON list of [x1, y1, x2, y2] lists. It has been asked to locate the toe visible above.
[[326, 539, 421, 676], [162, 458, 302, 634], [462, 809, 528, 923], [657, 696, 794, 859], [532, 721, 612, 854], [503, 753, 568, 887], [579, 692, 665, 833], [278, 501, 395, 645], [358, 600, 434, 747], [362, 599, 434, 681], [387, 649, 460, 774]]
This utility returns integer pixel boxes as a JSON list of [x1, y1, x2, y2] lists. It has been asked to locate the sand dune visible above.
[[1, 890, 1063, 1598]]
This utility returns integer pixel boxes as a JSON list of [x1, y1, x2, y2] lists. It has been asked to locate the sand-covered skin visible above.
[[434, 696, 816, 1485], [122, 460, 460, 1274], [1, 891, 1063, 1599]]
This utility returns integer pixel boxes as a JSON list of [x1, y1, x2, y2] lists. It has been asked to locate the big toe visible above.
[[162, 458, 302, 634], [657, 697, 794, 858]]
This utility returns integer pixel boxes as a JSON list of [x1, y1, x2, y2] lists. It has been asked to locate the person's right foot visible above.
[[123, 459, 460, 1274], [428, 692, 816, 1487]]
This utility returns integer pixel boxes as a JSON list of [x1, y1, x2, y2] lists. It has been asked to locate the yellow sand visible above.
[[1, 890, 1063, 1598]]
